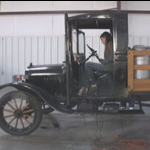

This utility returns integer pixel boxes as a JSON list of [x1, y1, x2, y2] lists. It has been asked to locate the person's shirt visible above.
[[101, 41, 114, 71]]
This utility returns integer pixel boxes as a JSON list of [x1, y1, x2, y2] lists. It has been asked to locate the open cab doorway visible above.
[[65, 13, 128, 99]]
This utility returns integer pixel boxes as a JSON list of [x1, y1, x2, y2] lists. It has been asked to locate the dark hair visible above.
[[100, 32, 112, 44], [100, 32, 112, 53]]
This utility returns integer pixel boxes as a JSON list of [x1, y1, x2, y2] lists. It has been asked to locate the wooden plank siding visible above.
[[128, 50, 150, 92]]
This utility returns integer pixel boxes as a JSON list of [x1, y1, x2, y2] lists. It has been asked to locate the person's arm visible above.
[[101, 42, 114, 64]]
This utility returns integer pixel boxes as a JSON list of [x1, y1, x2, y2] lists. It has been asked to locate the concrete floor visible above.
[[0, 88, 150, 150]]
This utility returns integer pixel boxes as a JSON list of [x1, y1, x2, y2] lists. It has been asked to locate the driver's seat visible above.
[[94, 70, 113, 96]]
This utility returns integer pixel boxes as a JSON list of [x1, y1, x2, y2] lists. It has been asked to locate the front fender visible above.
[[0, 82, 74, 114]]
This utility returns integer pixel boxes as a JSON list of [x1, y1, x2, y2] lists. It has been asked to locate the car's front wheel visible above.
[[0, 91, 43, 136]]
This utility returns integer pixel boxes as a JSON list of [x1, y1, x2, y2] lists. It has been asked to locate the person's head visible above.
[[100, 32, 112, 46]]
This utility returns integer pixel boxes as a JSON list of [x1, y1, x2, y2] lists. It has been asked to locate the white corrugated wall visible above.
[[0, 2, 150, 85], [0, 36, 150, 85], [0, 36, 65, 84]]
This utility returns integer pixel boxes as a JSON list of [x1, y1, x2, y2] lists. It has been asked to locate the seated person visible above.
[[78, 32, 114, 96]]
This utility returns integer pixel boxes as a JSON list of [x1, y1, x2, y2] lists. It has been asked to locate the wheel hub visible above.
[[14, 110, 23, 118]]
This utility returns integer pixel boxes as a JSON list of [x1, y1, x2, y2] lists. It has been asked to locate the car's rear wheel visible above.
[[0, 91, 43, 136]]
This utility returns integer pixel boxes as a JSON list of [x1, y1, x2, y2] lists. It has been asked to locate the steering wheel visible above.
[[87, 44, 102, 62]]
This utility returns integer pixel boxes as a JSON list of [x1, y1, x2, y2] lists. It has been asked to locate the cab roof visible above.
[[69, 12, 127, 29]]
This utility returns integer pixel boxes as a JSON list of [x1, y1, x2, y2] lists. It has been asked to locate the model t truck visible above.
[[0, 12, 150, 136]]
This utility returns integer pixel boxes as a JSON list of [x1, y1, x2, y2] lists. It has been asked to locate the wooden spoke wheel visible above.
[[0, 91, 42, 136]]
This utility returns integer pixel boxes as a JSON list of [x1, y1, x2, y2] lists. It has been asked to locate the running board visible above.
[[119, 109, 145, 115], [77, 102, 145, 115], [77, 109, 145, 115]]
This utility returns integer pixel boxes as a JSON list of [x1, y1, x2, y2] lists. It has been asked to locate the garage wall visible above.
[[0, 36, 65, 85], [1, 1, 117, 11], [1, 1, 150, 12], [122, 2, 150, 37], [0, 13, 150, 38], [0, 1, 150, 84], [0, 35, 150, 85], [122, 1, 150, 11], [0, 14, 64, 36], [128, 14, 150, 37], [0, 13, 150, 85]]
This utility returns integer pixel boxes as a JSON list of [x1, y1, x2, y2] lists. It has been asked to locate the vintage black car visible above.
[[0, 12, 149, 136]]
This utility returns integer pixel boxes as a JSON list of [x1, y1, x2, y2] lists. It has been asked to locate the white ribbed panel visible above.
[[0, 36, 150, 84], [129, 37, 150, 48], [0, 36, 65, 84]]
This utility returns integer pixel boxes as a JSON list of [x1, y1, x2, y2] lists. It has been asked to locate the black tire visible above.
[[0, 91, 43, 136]]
